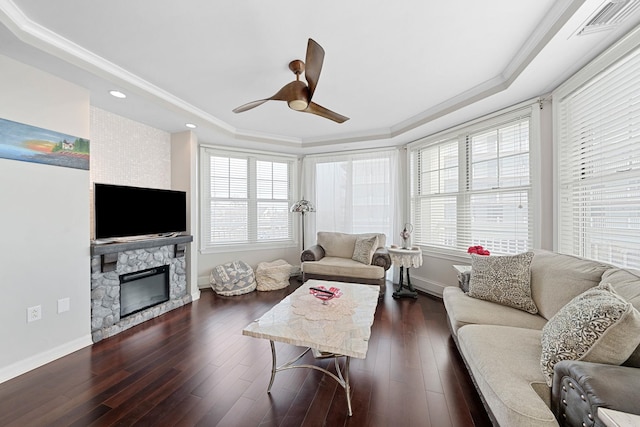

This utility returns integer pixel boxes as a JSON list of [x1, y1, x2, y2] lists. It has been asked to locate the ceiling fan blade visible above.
[[233, 81, 304, 113], [303, 102, 349, 123], [305, 38, 325, 100], [232, 99, 269, 113], [270, 80, 306, 102]]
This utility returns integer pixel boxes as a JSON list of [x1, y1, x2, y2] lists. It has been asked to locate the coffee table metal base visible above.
[[268, 340, 353, 416]]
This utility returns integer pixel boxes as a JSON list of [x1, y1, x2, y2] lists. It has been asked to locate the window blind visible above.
[[412, 138, 459, 248], [201, 148, 295, 250], [463, 118, 531, 254], [557, 47, 640, 268], [410, 111, 533, 255]]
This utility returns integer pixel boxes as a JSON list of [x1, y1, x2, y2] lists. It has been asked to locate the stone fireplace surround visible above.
[[90, 235, 193, 343]]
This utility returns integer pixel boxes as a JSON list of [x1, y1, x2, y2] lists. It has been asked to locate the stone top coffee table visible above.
[[242, 279, 379, 416]]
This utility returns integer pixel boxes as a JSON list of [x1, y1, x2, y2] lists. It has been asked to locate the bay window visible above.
[[555, 40, 640, 268], [409, 106, 537, 255]]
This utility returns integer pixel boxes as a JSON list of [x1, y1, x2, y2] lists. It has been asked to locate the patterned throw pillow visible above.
[[352, 235, 378, 265], [468, 252, 537, 314], [540, 283, 640, 386]]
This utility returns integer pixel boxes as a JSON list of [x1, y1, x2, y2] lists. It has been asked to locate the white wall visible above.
[[90, 107, 171, 190], [197, 247, 302, 288], [0, 54, 92, 382], [171, 131, 200, 299]]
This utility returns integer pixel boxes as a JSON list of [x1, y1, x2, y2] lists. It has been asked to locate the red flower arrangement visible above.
[[468, 245, 490, 255]]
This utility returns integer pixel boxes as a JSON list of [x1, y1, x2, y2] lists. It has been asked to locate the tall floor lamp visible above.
[[290, 198, 315, 250]]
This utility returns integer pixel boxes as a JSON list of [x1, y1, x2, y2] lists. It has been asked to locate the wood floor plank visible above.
[[0, 280, 492, 426]]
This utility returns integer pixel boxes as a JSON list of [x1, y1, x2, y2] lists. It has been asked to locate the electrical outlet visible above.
[[27, 305, 42, 322], [58, 298, 70, 313]]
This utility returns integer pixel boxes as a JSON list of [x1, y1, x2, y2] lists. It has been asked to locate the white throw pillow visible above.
[[540, 283, 640, 386], [352, 235, 378, 265], [468, 252, 537, 314]]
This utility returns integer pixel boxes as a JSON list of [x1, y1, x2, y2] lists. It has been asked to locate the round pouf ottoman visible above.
[[210, 260, 256, 296], [256, 259, 292, 291]]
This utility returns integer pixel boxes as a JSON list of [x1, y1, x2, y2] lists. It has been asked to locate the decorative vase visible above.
[[400, 223, 413, 249]]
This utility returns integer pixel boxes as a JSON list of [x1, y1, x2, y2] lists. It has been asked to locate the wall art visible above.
[[0, 117, 89, 170]]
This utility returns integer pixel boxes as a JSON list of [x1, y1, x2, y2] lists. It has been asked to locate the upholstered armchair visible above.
[[301, 231, 391, 295]]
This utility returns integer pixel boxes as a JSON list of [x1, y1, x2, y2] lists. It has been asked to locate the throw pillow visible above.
[[468, 251, 537, 314], [540, 283, 640, 386], [352, 235, 378, 265]]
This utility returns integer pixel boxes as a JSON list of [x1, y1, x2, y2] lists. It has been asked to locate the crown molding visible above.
[[1, 0, 583, 147], [0, 0, 236, 135]]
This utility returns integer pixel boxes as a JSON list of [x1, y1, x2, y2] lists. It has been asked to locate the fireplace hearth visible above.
[[90, 235, 193, 342]]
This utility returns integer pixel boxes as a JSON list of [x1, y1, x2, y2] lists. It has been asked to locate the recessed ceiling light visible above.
[[109, 90, 127, 99], [185, 123, 197, 129]]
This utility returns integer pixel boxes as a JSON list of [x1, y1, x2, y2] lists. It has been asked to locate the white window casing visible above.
[[409, 102, 541, 256], [200, 146, 298, 253]]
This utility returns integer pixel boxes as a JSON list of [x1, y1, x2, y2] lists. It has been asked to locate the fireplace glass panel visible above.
[[120, 265, 170, 318]]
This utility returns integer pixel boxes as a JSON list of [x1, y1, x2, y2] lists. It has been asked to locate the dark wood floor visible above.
[[0, 280, 491, 427]]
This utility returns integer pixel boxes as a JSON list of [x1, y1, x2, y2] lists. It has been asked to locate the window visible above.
[[555, 43, 640, 268], [302, 149, 399, 242], [409, 107, 535, 255], [201, 147, 296, 251]]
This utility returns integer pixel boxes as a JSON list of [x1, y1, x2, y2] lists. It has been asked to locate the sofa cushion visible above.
[[540, 283, 640, 386], [468, 252, 538, 314], [600, 267, 640, 367], [352, 235, 378, 265], [317, 232, 358, 258], [316, 231, 386, 259], [457, 325, 558, 427], [443, 286, 547, 337], [530, 250, 611, 320], [601, 267, 640, 310], [302, 256, 384, 280]]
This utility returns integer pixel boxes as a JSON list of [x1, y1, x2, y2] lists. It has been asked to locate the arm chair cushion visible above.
[[301, 244, 325, 262], [372, 247, 391, 271]]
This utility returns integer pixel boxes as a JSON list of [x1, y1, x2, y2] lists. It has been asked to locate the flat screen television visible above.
[[94, 183, 187, 240]]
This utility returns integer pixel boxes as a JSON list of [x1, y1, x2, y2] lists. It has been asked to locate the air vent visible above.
[[578, 0, 640, 35]]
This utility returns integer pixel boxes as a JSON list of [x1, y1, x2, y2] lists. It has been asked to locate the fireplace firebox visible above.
[[120, 265, 170, 318]]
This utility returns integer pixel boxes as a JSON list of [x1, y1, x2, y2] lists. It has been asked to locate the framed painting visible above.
[[0, 117, 89, 170]]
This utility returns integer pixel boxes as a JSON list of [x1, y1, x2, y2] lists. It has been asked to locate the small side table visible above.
[[598, 408, 640, 427], [452, 265, 471, 292], [388, 247, 422, 299]]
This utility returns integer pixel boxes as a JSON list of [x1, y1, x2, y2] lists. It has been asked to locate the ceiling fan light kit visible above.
[[289, 100, 308, 111], [233, 38, 349, 123]]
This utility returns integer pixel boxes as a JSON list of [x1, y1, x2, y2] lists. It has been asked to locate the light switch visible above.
[[58, 298, 70, 313]]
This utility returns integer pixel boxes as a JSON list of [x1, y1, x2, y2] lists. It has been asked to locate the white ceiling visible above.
[[1, 0, 640, 154]]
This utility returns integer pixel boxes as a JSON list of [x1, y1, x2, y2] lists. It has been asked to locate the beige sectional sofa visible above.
[[443, 250, 640, 427], [301, 231, 391, 294]]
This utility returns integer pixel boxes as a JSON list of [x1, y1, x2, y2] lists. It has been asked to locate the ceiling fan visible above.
[[232, 38, 349, 123]]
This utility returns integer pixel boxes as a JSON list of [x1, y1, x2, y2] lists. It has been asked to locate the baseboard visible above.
[[0, 334, 93, 384], [409, 273, 447, 298], [198, 270, 446, 296], [198, 275, 210, 289]]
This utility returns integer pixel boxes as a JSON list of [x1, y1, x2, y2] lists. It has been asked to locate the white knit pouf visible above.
[[256, 259, 292, 291]]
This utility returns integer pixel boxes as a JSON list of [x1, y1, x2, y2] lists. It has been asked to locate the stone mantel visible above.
[[91, 234, 193, 256], [89, 234, 194, 343]]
